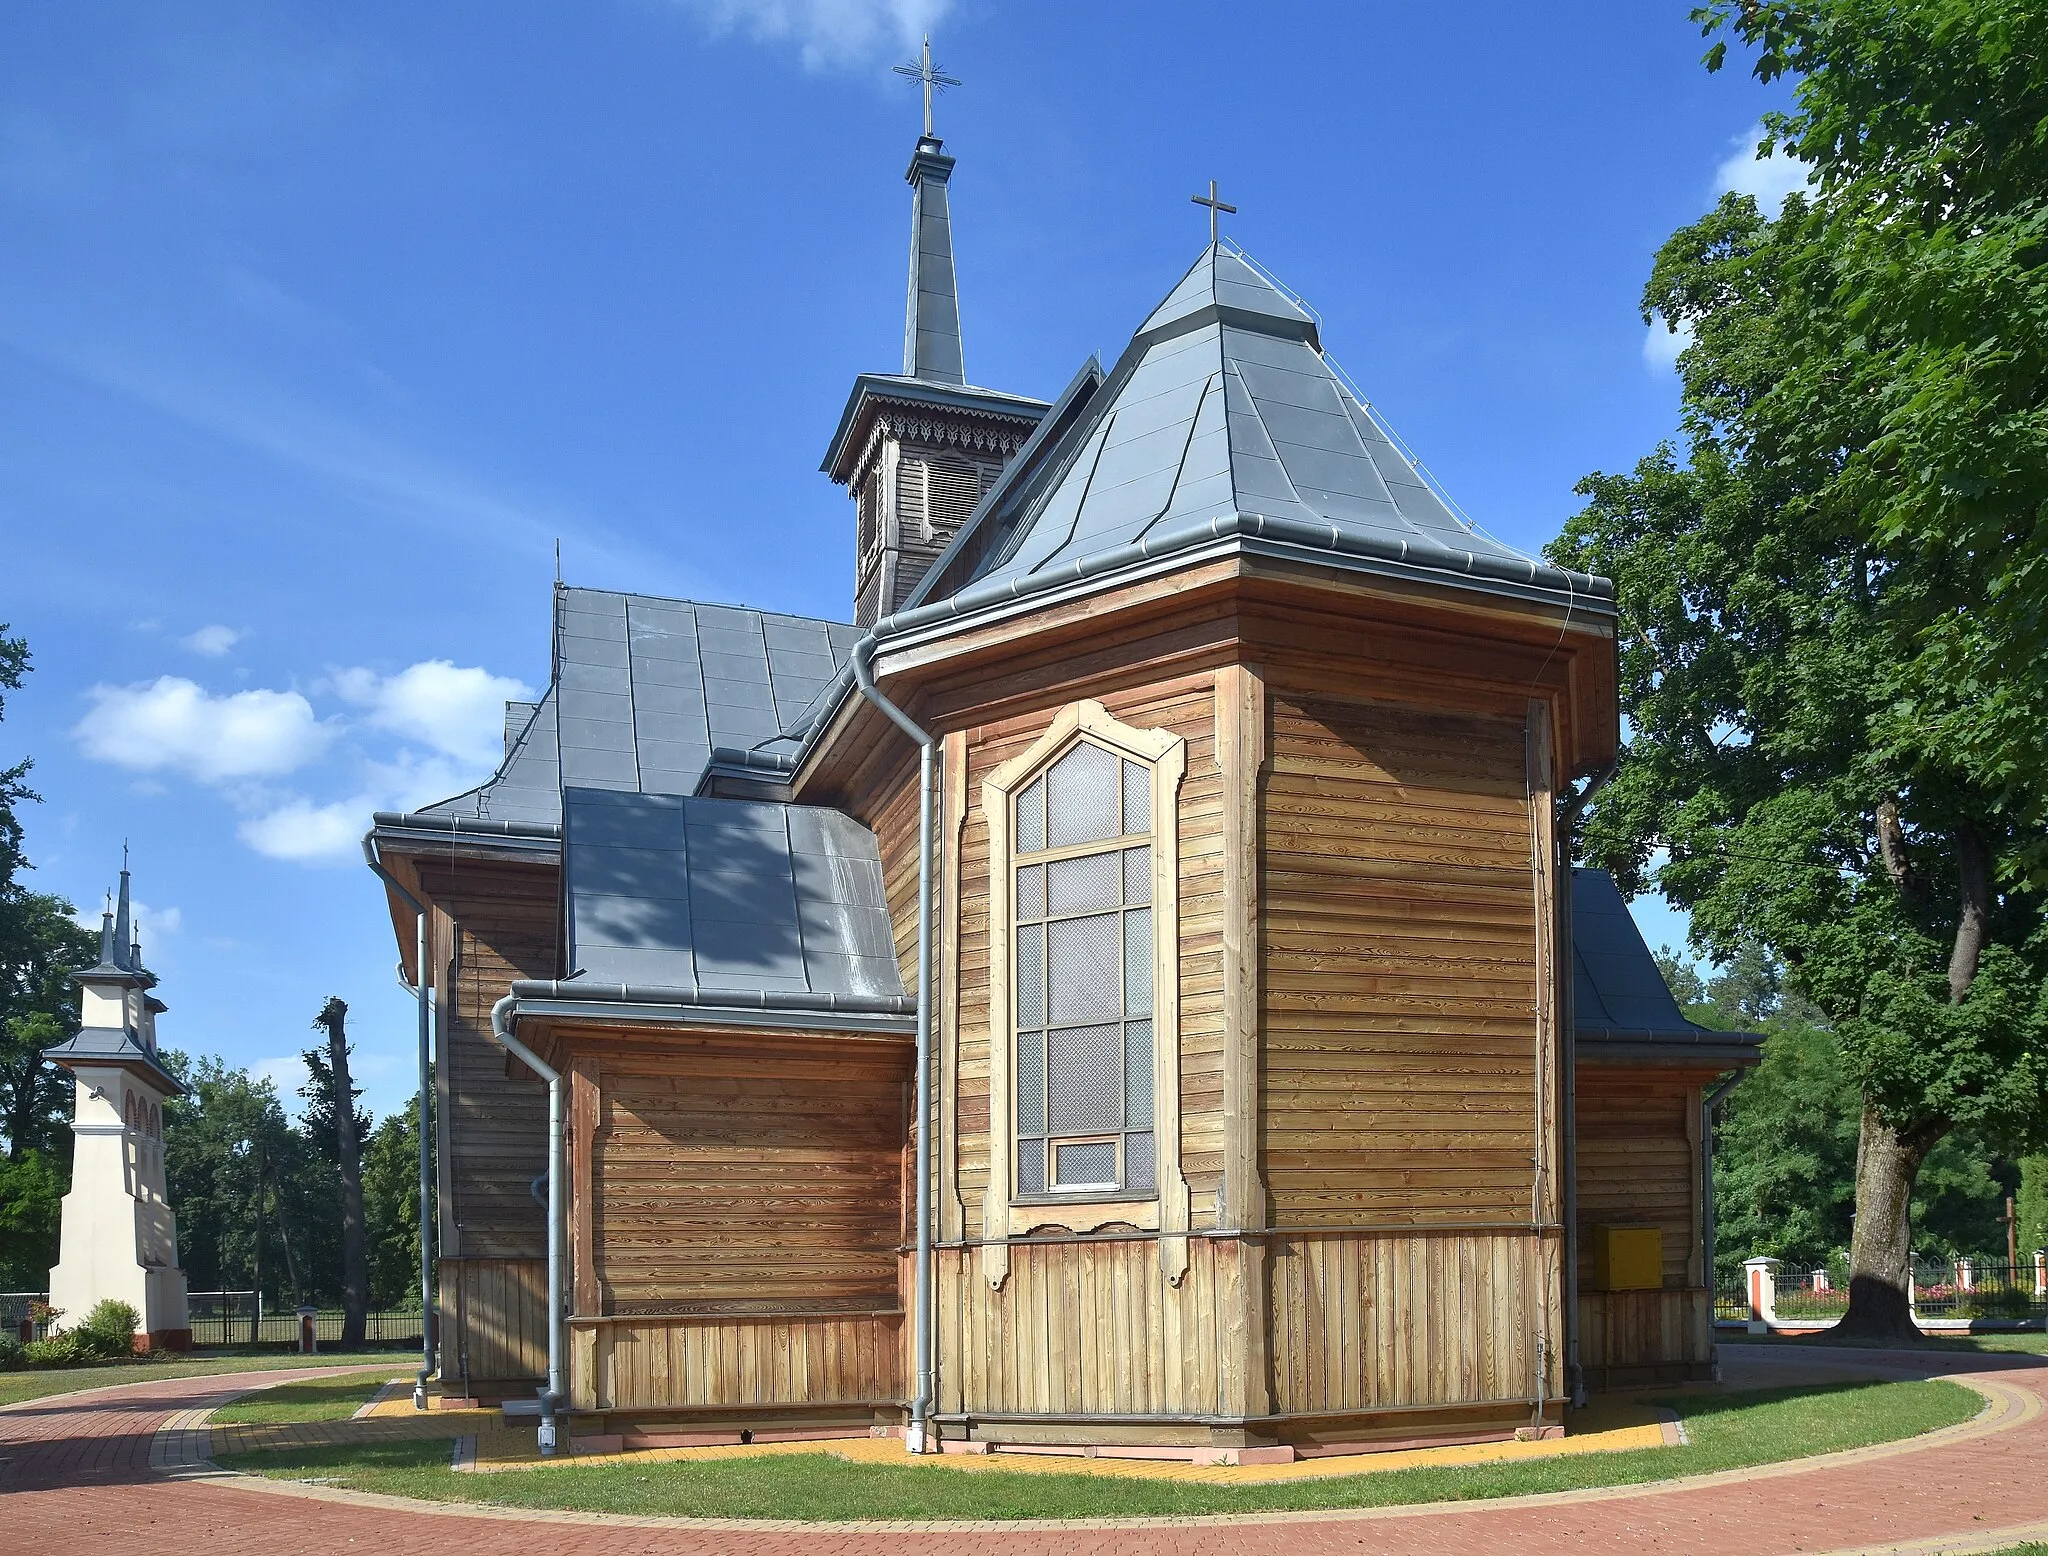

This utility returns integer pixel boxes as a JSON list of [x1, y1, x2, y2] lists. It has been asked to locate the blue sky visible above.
[[1, 2, 1800, 1121]]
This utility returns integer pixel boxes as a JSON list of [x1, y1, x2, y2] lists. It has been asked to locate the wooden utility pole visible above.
[[314, 997, 370, 1348]]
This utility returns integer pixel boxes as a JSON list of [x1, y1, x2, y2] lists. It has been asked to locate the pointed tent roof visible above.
[[904, 135, 965, 386], [878, 244, 1611, 634]]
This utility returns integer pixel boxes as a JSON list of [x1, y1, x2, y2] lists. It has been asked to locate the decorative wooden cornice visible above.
[[845, 399, 1038, 491]]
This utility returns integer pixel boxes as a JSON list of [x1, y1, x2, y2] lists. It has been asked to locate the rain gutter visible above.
[[360, 833, 437, 1412], [849, 635, 937, 1454]]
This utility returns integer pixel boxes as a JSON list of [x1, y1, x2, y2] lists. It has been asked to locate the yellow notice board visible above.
[[1592, 1225, 1663, 1290]]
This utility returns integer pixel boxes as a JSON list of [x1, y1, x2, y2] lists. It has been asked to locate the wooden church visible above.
[[366, 114, 1760, 1458]]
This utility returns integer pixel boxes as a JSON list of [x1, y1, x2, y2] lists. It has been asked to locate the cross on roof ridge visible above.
[[1191, 179, 1237, 245]]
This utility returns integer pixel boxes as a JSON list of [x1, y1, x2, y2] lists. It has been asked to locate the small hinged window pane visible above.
[[1054, 1139, 1119, 1190]]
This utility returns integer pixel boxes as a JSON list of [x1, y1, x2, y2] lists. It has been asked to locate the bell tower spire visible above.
[[895, 37, 965, 387], [822, 39, 1051, 625]]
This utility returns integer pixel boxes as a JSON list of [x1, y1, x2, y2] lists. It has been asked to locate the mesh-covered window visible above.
[[1012, 738, 1157, 1198], [857, 469, 881, 557]]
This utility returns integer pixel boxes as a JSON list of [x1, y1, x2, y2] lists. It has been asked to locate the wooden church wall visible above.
[[418, 856, 557, 1393], [557, 1028, 912, 1420], [1574, 1065, 1715, 1384], [831, 582, 1583, 1436]]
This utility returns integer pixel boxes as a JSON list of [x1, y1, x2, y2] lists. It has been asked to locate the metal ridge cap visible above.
[[371, 811, 563, 841], [703, 745, 797, 774], [1577, 1026, 1767, 1047]]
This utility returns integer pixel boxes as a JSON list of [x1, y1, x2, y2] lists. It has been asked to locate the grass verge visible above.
[[0, 1352, 403, 1410], [211, 1373, 397, 1424], [217, 1378, 1979, 1522], [1729, 1331, 2048, 1356]]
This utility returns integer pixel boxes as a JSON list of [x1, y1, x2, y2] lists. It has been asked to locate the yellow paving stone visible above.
[[470, 1397, 1671, 1485]]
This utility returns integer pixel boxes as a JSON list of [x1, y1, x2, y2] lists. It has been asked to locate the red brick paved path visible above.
[[5, 1350, 2048, 1554]]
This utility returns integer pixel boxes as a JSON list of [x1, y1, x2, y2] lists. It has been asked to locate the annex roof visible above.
[[402, 588, 864, 834], [548, 788, 909, 1014], [1572, 868, 1762, 1063], [872, 243, 1611, 641]]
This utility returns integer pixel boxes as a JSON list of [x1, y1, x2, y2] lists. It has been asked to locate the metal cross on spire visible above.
[[893, 34, 960, 138], [1191, 179, 1237, 245]]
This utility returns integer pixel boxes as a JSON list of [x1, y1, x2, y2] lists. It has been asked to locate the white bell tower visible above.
[[46, 861, 190, 1351]]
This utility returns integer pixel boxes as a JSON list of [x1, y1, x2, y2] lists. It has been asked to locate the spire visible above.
[[98, 894, 117, 969], [896, 36, 965, 386], [112, 857, 133, 973]]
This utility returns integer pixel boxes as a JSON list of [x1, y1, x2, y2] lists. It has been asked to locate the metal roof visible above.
[[411, 589, 862, 831], [1572, 868, 1763, 1060], [873, 243, 1610, 638], [44, 1025, 184, 1094], [560, 787, 907, 1006]]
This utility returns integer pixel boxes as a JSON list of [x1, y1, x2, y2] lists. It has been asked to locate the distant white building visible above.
[[45, 862, 189, 1351]]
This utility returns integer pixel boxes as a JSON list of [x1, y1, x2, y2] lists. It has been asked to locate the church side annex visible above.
[[364, 87, 1759, 1459]]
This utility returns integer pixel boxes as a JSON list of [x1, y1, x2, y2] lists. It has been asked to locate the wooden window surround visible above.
[[979, 699, 1191, 1289]]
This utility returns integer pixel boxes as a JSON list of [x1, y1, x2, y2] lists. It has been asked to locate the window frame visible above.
[[979, 699, 1190, 1289]]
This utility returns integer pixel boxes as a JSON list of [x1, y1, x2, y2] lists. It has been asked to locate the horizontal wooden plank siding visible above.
[[1265, 1230, 1559, 1417], [574, 1311, 905, 1413], [1576, 1068, 1701, 1288], [443, 1256, 547, 1387], [1261, 694, 1542, 1225], [593, 1054, 908, 1314], [419, 858, 557, 1260]]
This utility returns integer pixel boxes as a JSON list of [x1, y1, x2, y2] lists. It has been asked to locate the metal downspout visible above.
[[852, 636, 937, 1454], [1702, 1069, 1747, 1377], [490, 993, 565, 1454], [362, 835, 436, 1411], [1555, 758, 1615, 1411]]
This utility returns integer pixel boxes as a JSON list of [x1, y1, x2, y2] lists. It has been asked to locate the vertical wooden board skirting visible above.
[[941, 728, 969, 1242]]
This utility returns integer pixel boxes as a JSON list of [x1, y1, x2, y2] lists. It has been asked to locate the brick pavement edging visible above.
[[149, 1360, 2037, 1536]]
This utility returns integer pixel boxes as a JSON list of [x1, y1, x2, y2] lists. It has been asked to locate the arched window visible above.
[[980, 700, 1191, 1286]]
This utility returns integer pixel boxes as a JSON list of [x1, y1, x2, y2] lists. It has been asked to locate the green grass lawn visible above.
[[210, 1373, 398, 1424], [0, 1352, 403, 1410], [216, 1378, 1978, 1522]]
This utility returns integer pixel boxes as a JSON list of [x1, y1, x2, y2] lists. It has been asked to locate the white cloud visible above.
[[251, 1056, 309, 1114], [70, 900, 183, 937], [183, 624, 242, 656], [240, 738, 506, 866], [1715, 122, 1812, 211], [334, 660, 533, 769], [74, 676, 331, 782], [1643, 314, 1695, 369], [676, 0, 950, 69]]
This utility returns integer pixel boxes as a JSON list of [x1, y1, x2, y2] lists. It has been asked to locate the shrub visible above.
[[22, 1334, 81, 1367], [0, 1331, 21, 1370], [59, 1300, 139, 1362]]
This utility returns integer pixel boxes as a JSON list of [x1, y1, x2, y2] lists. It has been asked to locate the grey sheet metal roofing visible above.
[[410, 588, 863, 831], [44, 1026, 185, 1093], [558, 787, 908, 1010], [867, 243, 1612, 643], [1572, 868, 1762, 1059]]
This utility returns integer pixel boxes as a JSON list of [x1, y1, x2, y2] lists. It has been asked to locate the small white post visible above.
[[1812, 1267, 1830, 1293], [1958, 1258, 1975, 1293], [1743, 1256, 1779, 1332], [2033, 1249, 2045, 1298]]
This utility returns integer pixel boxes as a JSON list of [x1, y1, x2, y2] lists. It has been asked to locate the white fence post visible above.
[[2034, 1249, 2046, 1298], [1957, 1257, 1975, 1293], [1744, 1256, 1779, 1331]]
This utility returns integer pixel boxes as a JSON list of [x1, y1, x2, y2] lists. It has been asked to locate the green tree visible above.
[[0, 1149, 66, 1287], [0, 897, 99, 1160], [163, 1053, 302, 1303], [361, 1097, 429, 1309], [0, 625, 36, 886], [302, 998, 369, 1339], [1553, 1, 2048, 1339]]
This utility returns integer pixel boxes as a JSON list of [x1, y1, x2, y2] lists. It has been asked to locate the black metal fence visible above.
[[186, 1291, 424, 1348], [1716, 1259, 2048, 1327]]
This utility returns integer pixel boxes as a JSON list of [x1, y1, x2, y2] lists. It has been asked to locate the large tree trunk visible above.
[[1834, 1108, 1935, 1341], [317, 998, 370, 1349]]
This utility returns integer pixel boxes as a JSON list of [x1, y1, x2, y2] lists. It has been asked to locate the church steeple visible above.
[[821, 40, 1049, 624], [903, 134, 965, 386]]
